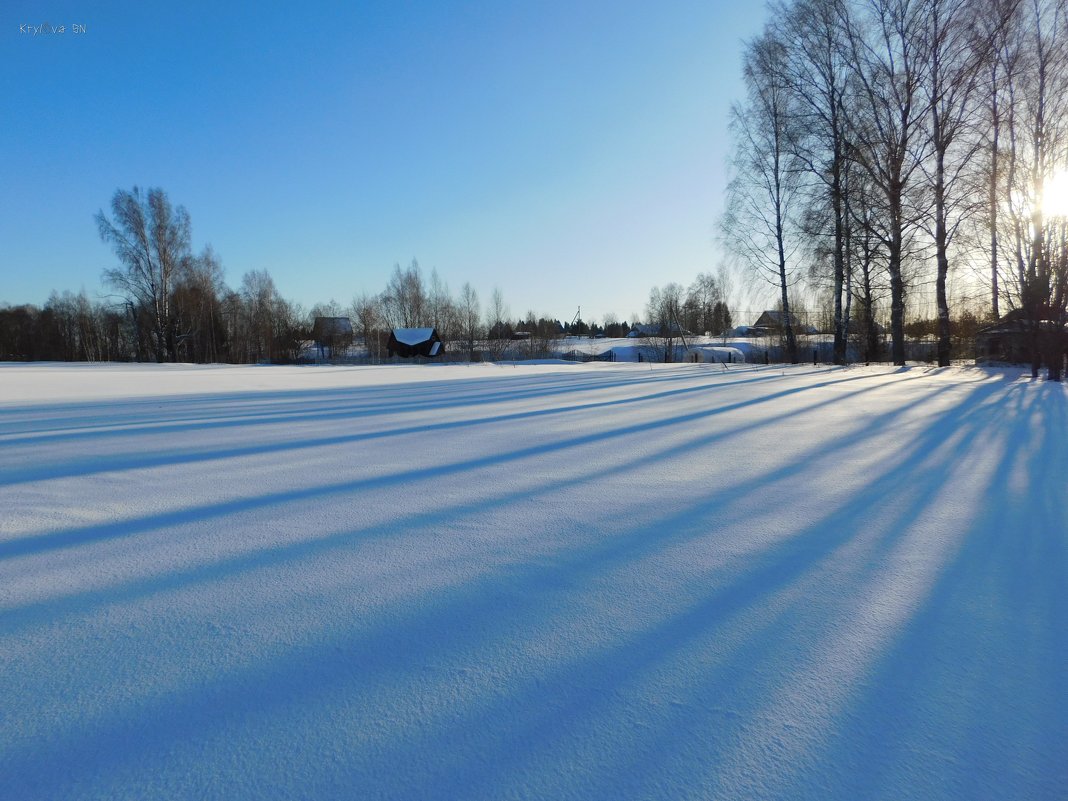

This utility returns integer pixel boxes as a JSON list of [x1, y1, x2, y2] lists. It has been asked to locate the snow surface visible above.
[[1, 361, 1065, 800], [558, 335, 756, 363]]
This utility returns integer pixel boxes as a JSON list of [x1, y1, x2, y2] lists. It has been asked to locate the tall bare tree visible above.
[[977, 0, 1024, 320], [382, 260, 427, 329], [486, 286, 510, 360], [842, 0, 931, 365], [427, 268, 458, 342], [923, 0, 990, 365], [682, 272, 723, 334], [998, 0, 1068, 378], [351, 291, 385, 362], [845, 165, 891, 362], [458, 282, 482, 361], [172, 245, 227, 363], [724, 27, 803, 363], [778, 0, 853, 362], [644, 283, 685, 362], [240, 270, 287, 363], [96, 187, 192, 362]]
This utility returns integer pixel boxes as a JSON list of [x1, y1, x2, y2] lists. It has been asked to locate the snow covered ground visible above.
[[1, 361, 1064, 800], [535, 334, 756, 364]]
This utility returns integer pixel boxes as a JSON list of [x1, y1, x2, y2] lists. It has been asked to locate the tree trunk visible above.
[[934, 147, 952, 367], [990, 77, 1001, 320], [889, 186, 906, 367], [832, 153, 847, 364]]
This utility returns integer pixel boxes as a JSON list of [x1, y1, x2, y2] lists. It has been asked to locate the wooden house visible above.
[[311, 317, 354, 359], [751, 310, 817, 335], [387, 327, 443, 358], [975, 311, 1066, 364]]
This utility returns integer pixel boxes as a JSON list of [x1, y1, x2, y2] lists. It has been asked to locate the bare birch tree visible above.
[[842, 0, 931, 365], [382, 260, 427, 329], [998, 0, 1068, 378], [724, 27, 803, 363], [778, 0, 854, 362], [351, 291, 385, 362], [96, 187, 192, 363], [923, 0, 990, 365], [458, 282, 482, 361]]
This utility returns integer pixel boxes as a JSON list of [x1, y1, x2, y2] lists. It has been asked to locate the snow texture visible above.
[[1, 362, 1065, 800]]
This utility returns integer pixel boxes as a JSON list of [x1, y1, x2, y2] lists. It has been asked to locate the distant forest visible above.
[[0, 187, 736, 365]]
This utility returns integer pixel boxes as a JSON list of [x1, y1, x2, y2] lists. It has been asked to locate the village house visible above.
[[387, 327, 443, 358], [975, 310, 1067, 365], [748, 310, 818, 336], [311, 316, 354, 360]]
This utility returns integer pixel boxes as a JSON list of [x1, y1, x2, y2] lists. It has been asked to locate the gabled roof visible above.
[[629, 322, 685, 336], [391, 327, 437, 345], [978, 318, 1065, 335], [630, 323, 659, 336], [979, 308, 1065, 332], [312, 317, 354, 338], [753, 310, 801, 325]]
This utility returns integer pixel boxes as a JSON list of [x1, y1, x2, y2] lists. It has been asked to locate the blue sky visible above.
[[2, 1, 763, 324]]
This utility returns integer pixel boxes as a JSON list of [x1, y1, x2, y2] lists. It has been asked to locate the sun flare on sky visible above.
[[1042, 168, 1068, 218]]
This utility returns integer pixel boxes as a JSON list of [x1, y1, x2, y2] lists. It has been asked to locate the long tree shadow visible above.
[[0, 367, 957, 633], [806, 381, 1068, 801], [0, 370, 1023, 799], [365, 369, 1025, 799], [0, 366, 833, 486], [0, 363, 774, 442], [0, 368, 919, 557], [1, 367, 977, 639]]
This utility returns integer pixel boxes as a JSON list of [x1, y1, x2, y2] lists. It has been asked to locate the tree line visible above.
[[338, 261, 736, 362], [725, 0, 1068, 379], [3, 186, 734, 363]]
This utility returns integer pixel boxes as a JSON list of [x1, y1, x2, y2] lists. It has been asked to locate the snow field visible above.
[[0, 361, 1065, 800]]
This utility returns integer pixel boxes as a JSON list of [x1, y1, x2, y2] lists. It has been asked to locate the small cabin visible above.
[[975, 312, 1065, 364], [627, 322, 685, 338], [751, 310, 817, 335], [387, 327, 443, 358], [311, 317, 354, 359]]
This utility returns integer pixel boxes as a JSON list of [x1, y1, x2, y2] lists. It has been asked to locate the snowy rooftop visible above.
[[391, 327, 436, 345]]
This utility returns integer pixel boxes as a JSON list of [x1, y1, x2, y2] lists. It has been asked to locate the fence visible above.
[[561, 350, 616, 363]]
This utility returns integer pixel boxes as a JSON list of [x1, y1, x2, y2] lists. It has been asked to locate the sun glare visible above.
[[1042, 169, 1068, 218]]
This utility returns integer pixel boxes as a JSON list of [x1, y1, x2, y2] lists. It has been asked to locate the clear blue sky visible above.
[[2, 1, 763, 324]]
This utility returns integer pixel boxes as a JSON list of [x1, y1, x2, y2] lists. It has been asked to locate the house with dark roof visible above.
[[387, 327, 443, 358], [627, 322, 686, 338], [975, 310, 1066, 364], [751, 310, 817, 335], [311, 317, 354, 359], [844, 318, 885, 335]]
